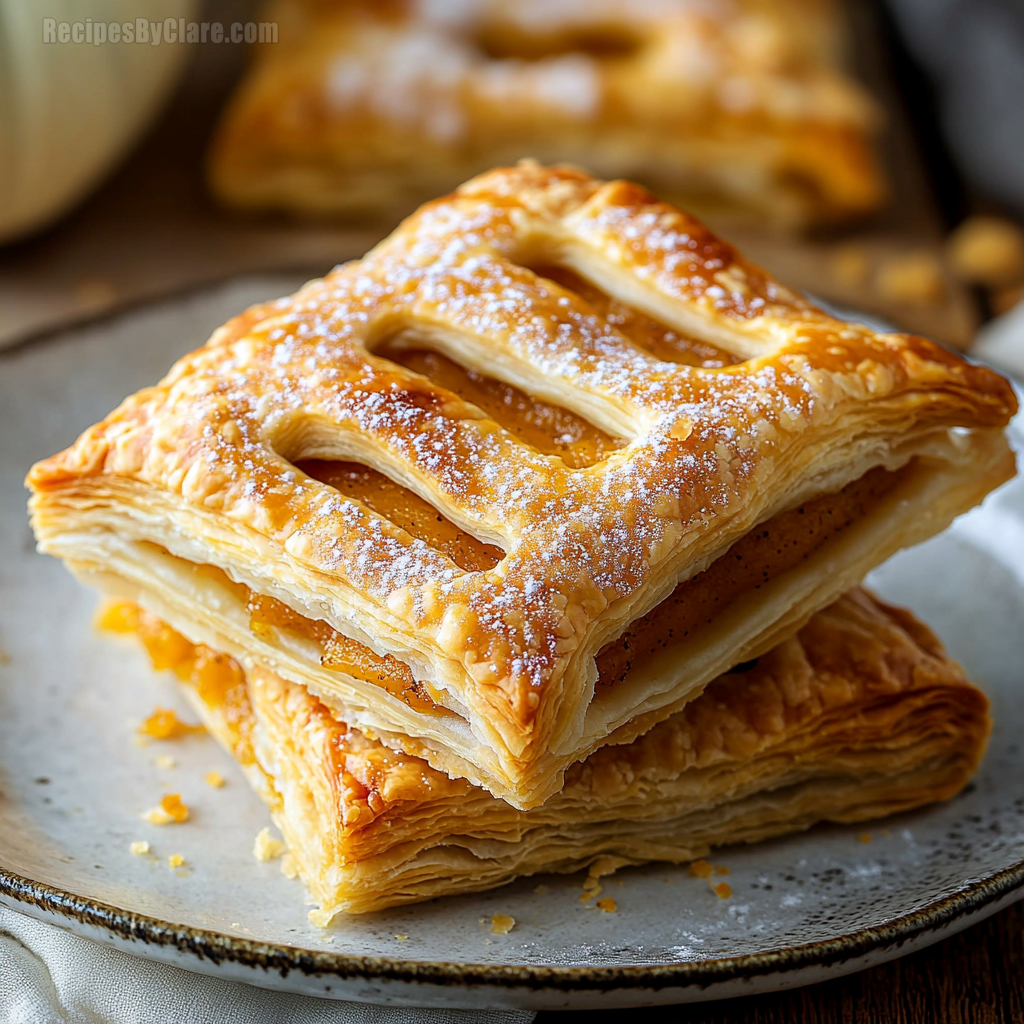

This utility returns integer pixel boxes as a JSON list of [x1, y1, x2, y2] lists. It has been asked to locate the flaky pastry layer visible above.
[[28, 164, 1016, 807], [208, 0, 886, 228], [117, 589, 990, 918]]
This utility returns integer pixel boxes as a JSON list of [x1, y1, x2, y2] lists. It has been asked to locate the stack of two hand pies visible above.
[[29, 166, 1017, 920]]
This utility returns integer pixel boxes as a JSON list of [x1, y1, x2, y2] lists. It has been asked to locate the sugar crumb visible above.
[[129, 840, 150, 856], [253, 826, 285, 861], [204, 771, 226, 789], [395, 934, 409, 941], [489, 914, 515, 935], [688, 859, 713, 879], [155, 755, 176, 770], [142, 793, 189, 825], [580, 860, 616, 903], [714, 883, 732, 899], [167, 854, 185, 868], [596, 898, 617, 913], [138, 708, 203, 741]]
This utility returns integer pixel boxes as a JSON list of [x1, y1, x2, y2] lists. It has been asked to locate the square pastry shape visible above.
[[114, 589, 990, 919], [28, 164, 1016, 807], [208, 0, 885, 228]]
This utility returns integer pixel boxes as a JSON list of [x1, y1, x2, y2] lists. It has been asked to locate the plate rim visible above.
[[3, 858, 1023, 992], [4, 279, 1023, 995]]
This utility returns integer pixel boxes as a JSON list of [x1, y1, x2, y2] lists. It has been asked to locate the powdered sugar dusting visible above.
[[40, 163, 1008, 741]]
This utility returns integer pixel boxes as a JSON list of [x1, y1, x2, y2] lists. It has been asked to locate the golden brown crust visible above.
[[27, 163, 1016, 806], [207, 0, 886, 227], [146, 588, 991, 917]]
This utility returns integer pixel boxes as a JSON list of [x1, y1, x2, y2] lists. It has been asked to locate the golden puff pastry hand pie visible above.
[[207, 0, 885, 229], [109, 589, 990, 919], [28, 164, 1016, 808]]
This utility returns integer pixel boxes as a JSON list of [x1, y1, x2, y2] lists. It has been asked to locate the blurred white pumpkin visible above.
[[0, 0, 198, 243]]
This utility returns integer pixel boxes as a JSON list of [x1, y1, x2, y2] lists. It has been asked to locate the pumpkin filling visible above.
[[98, 600, 255, 764], [375, 344, 623, 469], [119, 457, 913, 711], [297, 459, 502, 572], [530, 266, 740, 368], [595, 462, 907, 687], [373, 264, 737, 473]]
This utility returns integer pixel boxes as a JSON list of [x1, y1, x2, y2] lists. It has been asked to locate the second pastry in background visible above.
[[208, 0, 885, 230]]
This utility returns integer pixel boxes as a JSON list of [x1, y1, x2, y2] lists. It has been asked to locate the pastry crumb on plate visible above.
[[489, 915, 515, 935], [138, 707, 203, 741], [142, 793, 189, 825], [253, 826, 285, 861]]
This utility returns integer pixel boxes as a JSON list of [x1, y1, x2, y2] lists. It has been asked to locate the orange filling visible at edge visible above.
[[98, 600, 255, 762], [595, 461, 908, 687], [285, 460, 911, 695], [106, 460, 913, 715], [246, 590, 445, 715]]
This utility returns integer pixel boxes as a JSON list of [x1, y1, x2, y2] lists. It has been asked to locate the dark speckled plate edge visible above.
[[2, 860, 1023, 992], [3, 280, 1023, 998]]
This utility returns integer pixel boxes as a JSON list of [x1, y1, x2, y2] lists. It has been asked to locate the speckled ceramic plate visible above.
[[2, 278, 1023, 1011]]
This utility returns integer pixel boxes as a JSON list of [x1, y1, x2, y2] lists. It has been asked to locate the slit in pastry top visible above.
[[374, 342, 623, 468], [298, 458, 503, 571], [471, 22, 643, 63], [531, 265, 741, 368]]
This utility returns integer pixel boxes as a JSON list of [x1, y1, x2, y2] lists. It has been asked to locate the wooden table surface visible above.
[[2, 4, 1019, 1019]]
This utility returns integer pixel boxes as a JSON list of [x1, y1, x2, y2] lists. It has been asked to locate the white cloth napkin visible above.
[[0, 905, 536, 1024]]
